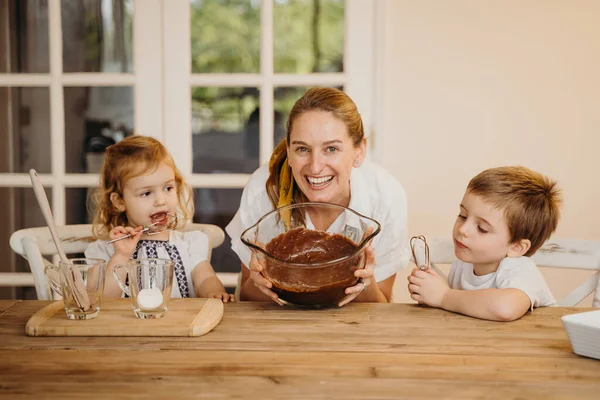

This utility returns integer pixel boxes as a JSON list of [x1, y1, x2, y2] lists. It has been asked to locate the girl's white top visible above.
[[225, 161, 409, 282], [85, 230, 209, 298]]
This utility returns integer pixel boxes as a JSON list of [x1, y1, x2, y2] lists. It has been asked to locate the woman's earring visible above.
[[353, 159, 360, 168]]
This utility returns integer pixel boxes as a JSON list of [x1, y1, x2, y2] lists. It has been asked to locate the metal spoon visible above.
[[106, 213, 178, 244]]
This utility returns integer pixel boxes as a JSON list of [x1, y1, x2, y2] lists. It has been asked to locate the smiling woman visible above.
[[225, 87, 410, 306]]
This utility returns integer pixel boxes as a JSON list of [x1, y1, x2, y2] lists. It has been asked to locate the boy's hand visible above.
[[407, 267, 450, 308], [109, 226, 143, 257], [208, 292, 235, 303]]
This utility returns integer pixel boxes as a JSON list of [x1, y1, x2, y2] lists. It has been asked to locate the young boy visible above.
[[408, 166, 561, 321]]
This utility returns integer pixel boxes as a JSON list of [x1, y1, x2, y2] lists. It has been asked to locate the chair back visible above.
[[414, 237, 600, 307], [8, 223, 225, 300]]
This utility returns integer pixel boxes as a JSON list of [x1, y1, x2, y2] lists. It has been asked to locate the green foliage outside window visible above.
[[190, 0, 344, 133]]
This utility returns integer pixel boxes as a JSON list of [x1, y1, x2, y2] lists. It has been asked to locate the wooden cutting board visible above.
[[26, 298, 224, 337]]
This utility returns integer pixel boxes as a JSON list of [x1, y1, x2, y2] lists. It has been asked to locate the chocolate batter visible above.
[[264, 228, 364, 306]]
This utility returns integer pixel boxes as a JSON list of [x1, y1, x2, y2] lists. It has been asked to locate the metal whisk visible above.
[[410, 235, 430, 271]]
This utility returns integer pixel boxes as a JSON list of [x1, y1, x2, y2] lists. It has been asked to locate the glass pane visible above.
[[0, 0, 50, 73], [274, 86, 307, 146], [65, 188, 100, 261], [274, 0, 344, 74], [190, 0, 260, 73], [66, 187, 95, 225], [192, 86, 259, 174], [0, 87, 51, 173], [0, 187, 51, 299], [193, 188, 243, 281], [64, 86, 134, 173], [61, 0, 134, 73]]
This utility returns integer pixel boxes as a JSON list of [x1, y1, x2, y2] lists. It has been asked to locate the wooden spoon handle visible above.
[[29, 169, 91, 310]]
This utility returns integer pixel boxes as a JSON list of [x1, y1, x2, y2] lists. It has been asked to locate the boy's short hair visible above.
[[467, 166, 561, 256]]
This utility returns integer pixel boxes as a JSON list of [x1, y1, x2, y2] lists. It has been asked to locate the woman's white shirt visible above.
[[225, 161, 409, 282]]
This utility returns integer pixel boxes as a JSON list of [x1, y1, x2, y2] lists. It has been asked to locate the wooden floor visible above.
[[0, 300, 598, 399]]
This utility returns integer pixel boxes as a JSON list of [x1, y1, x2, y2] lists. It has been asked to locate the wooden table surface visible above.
[[0, 300, 598, 399]]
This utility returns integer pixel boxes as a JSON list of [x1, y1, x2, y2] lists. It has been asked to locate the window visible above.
[[0, 0, 157, 299], [0, 0, 376, 298]]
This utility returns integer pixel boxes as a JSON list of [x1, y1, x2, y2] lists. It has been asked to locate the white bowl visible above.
[[561, 309, 600, 360]]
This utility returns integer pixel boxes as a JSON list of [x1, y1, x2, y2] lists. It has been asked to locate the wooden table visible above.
[[0, 300, 598, 399]]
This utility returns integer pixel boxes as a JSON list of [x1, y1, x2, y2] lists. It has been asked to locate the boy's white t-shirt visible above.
[[85, 230, 209, 298], [447, 256, 556, 309]]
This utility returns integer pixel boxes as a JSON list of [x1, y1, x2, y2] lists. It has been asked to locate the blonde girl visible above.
[[85, 135, 233, 302]]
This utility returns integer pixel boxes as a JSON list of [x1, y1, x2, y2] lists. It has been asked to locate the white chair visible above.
[[7, 223, 225, 300], [414, 237, 600, 307]]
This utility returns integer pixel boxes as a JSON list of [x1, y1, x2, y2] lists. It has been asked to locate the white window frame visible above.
[[0, 0, 162, 226], [163, 0, 378, 287], [0, 0, 379, 204], [163, 0, 378, 188]]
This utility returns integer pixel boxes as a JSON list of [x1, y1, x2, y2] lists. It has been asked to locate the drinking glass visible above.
[[113, 258, 174, 319], [45, 258, 106, 320]]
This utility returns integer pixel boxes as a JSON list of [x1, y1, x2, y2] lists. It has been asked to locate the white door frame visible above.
[[163, 0, 379, 188]]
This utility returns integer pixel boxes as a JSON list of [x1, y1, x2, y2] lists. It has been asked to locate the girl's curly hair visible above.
[[90, 136, 193, 239]]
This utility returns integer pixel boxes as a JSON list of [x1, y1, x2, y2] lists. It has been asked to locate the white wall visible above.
[[379, 0, 600, 305]]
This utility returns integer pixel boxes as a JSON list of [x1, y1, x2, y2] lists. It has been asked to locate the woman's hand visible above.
[[109, 225, 143, 257], [208, 292, 235, 303], [338, 246, 376, 307], [407, 267, 449, 308], [248, 252, 284, 306]]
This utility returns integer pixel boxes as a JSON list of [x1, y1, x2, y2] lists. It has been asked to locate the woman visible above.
[[226, 87, 408, 306]]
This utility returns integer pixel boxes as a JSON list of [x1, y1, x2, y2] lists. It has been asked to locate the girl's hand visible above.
[[109, 226, 143, 258], [338, 245, 376, 307], [249, 252, 284, 306], [407, 268, 449, 308], [208, 292, 235, 303]]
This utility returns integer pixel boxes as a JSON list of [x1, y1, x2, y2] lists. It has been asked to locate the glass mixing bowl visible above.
[[241, 202, 381, 307]]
